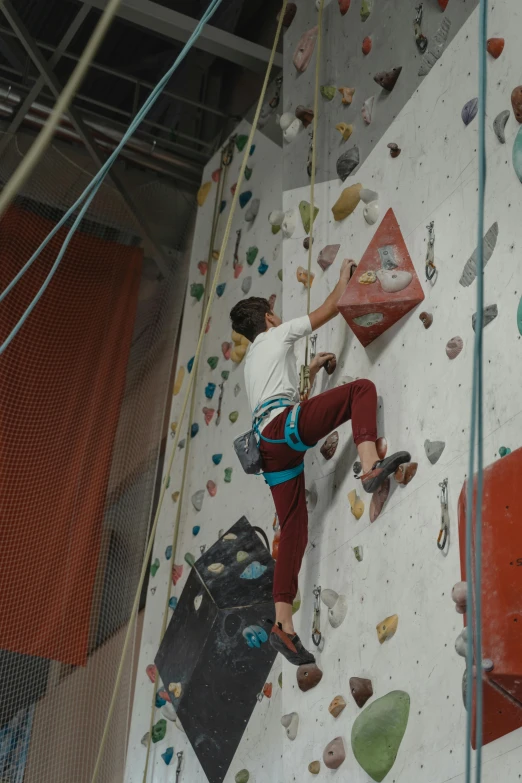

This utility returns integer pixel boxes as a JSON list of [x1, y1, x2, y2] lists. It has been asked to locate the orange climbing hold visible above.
[[296, 266, 315, 288], [338, 0, 351, 14], [263, 682, 273, 698], [438, 0, 449, 9], [362, 36, 372, 54], [487, 37, 504, 59]]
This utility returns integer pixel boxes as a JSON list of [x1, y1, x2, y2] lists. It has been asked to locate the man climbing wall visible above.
[[230, 258, 411, 665]]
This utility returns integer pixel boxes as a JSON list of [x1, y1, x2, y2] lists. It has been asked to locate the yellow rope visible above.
[[140, 146, 230, 782], [90, 4, 287, 780], [304, 0, 325, 367], [0, 0, 122, 219]]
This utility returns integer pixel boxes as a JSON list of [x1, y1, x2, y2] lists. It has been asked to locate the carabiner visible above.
[[312, 585, 322, 647], [437, 478, 449, 551], [176, 751, 183, 782], [425, 221, 437, 281]]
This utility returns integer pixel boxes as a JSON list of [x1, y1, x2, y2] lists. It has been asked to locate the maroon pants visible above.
[[259, 379, 377, 604]]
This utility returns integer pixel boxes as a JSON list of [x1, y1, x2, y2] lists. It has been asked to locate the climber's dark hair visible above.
[[230, 297, 271, 343]]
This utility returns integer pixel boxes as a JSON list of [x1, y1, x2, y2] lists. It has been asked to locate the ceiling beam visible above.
[[1, 0, 173, 277], [80, 0, 283, 74]]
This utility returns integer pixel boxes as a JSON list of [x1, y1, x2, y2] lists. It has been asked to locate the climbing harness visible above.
[[90, 6, 289, 782], [312, 585, 323, 648], [254, 398, 316, 486], [437, 478, 449, 551], [425, 221, 437, 282], [176, 751, 183, 782]]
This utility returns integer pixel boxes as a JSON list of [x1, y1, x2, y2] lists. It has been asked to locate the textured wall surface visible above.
[[126, 121, 283, 783], [283, 0, 478, 190], [279, 2, 522, 782]]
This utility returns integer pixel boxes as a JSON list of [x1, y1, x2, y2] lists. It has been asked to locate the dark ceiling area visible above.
[[0, 0, 283, 192]]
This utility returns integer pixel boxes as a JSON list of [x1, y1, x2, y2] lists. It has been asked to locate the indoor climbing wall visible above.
[[277, 0, 522, 781], [125, 121, 283, 783]]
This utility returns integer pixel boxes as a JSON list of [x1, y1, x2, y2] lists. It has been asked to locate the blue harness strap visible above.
[[263, 461, 305, 487], [253, 399, 316, 486]]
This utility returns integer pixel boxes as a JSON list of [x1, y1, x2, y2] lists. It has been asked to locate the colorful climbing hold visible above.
[[299, 201, 319, 234], [320, 431, 339, 460], [513, 126, 522, 180], [419, 311, 433, 329], [190, 423, 199, 438], [351, 691, 410, 782], [220, 200, 226, 213], [329, 695, 347, 718], [235, 135, 248, 151], [499, 446, 511, 457], [224, 467, 233, 483], [376, 614, 399, 644], [321, 85, 337, 101], [317, 244, 340, 272], [202, 407, 215, 425], [452, 581, 467, 613], [348, 488, 364, 519], [207, 356, 219, 370], [338, 86, 355, 105], [240, 561, 267, 580], [388, 142, 401, 158], [151, 719, 167, 743], [323, 737, 346, 769], [354, 545, 363, 561], [197, 182, 211, 207], [161, 747, 174, 766], [216, 283, 226, 298], [168, 681, 182, 699], [172, 564, 183, 585], [295, 105, 314, 128], [297, 663, 323, 692], [192, 490, 205, 512], [212, 454, 223, 465], [296, 266, 315, 288], [250, 145, 255, 156], [360, 0, 373, 21], [374, 68, 402, 91], [237, 551, 249, 563], [208, 562, 225, 575], [244, 165, 253, 181], [169, 596, 178, 610], [277, 269, 283, 282], [150, 558, 160, 577], [487, 37, 504, 58], [462, 98, 478, 126], [281, 712, 299, 740], [335, 122, 354, 142], [229, 411, 239, 423], [337, 147, 360, 180], [332, 183, 362, 221], [293, 26, 318, 73], [258, 259, 269, 275], [292, 589, 301, 614], [242, 624, 268, 649], [190, 283, 204, 302], [173, 366, 185, 396], [362, 36, 372, 54], [370, 479, 390, 522], [165, 545, 172, 561], [263, 682, 272, 699], [239, 191, 252, 209], [197, 261, 208, 276], [246, 246, 258, 266], [192, 525, 200, 536], [394, 462, 417, 485], [207, 480, 217, 497], [187, 356, 194, 373], [172, 491, 180, 502], [309, 761, 321, 774], [376, 269, 412, 293], [146, 664, 157, 683], [512, 86, 522, 123], [350, 677, 374, 708], [446, 336, 463, 359], [235, 770, 249, 783], [205, 382, 216, 399]]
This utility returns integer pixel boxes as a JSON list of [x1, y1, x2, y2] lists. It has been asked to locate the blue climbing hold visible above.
[[499, 446, 512, 457], [258, 259, 269, 276], [250, 145, 256, 156], [191, 423, 199, 438], [205, 382, 216, 399], [513, 126, 522, 183], [239, 191, 252, 209], [187, 356, 194, 373], [165, 545, 172, 560], [156, 692, 166, 708], [161, 747, 174, 766], [212, 454, 223, 465], [243, 624, 268, 648], [169, 596, 178, 610], [193, 525, 200, 536], [220, 200, 227, 213], [216, 283, 226, 297], [462, 98, 478, 126], [240, 561, 267, 580]]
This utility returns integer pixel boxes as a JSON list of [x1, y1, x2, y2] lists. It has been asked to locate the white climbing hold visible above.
[[283, 117, 303, 144], [363, 201, 379, 225], [321, 589, 339, 609], [305, 485, 318, 512], [360, 188, 379, 204], [328, 595, 348, 628], [234, 384, 241, 396], [362, 96, 375, 125], [424, 439, 445, 464], [269, 210, 285, 226], [279, 112, 295, 131], [241, 276, 252, 295], [376, 270, 412, 293], [281, 712, 299, 740], [455, 627, 468, 657], [191, 489, 205, 512], [208, 562, 225, 575], [223, 533, 237, 540], [459, 223, 498, 287], [194, 594, 203, 611], [282, 209, 297, 239]]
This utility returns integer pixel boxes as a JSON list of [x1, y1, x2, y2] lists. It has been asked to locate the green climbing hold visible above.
[[235, 771, 249, 783], [229, 411, 239, 423], [185, 552, 196, 567], [221, 370, 230, 380], [151, 718, 167, 743], [360, 0, 372, 21], [517, 296, 522, 335], [272, 224, 281, 235], [245, 166, 253, 181], [236, 135, 248, 152], [277, 269, 283, 282], [278, 672, 283, 688], [299, 200, 319, 234], [208, 356, 219, 370], [513, 126, 522, 183], [150, 558, 160, 577], [224, 467, 233, 483], [166, 475, 170, 488], [320, 85, 336, 101], [190, 283, 204, 302], [499, 446, 512, 457], [246, 246, 259, 266], [351, 691, 410, 782], [237, 550, 249, 562]]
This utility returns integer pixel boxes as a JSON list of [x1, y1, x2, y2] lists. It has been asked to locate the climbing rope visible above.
[[140, 140, 232, 783], [302, 0, 325, 395], [89, 5, 287, 781], [0, 0, 224, 356], [465, 0, 487, 780]]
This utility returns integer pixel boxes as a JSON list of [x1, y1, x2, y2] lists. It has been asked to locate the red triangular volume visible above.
[[337, 208, 425, 347]]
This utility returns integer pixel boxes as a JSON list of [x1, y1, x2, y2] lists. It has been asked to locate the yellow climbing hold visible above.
[[168, 682, 182, 698], [296, 266, 315, 288], [335, 122, 354, 142], [231, 330, 250, 364], [172, 491, 180, 502], [332, 184, 362, 221], [173, 366, 185, 396], [376, 614, 399, 644], [348, 488, 364, 520], [170, 421, 177, 435], [197, 181, 212, 206]]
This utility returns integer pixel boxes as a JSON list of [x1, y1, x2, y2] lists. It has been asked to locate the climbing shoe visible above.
[[359, 450, 411, 494], [269, 623, 316, 666]]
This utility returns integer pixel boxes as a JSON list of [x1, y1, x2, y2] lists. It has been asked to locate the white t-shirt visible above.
[[244, 315, 312, 431]]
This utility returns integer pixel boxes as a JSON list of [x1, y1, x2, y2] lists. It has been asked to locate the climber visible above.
[[229, 258, 411, 666]]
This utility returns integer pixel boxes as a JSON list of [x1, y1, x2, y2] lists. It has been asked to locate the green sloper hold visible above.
[[245, 166, 253, 181], [236, 134, 248, 151], [151, 719, 167, 743], [321, 85, 336, 101], [272, 224, 281, 235], [246, 246, 259, 265], [235, 771, 249, 783], [299, 201, 319, 234], [185, 552, 196, 567], [518, 296, 522, 335], [277, 270, 283, 282], [224, 467, 233, 483], [361, 0, 372, 21], [221, 370, 230, 380], [278, 672, 283, 688], [208, 356, 218, 370], [351, 691, 410, 782], [229, 411, 239, 423], [190, 283, 204, 302]]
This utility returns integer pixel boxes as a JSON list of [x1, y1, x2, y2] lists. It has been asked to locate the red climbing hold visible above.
[[211, 168, 221, 182], [438, 0, 449, 9], [338, 0, 351, 14], [297, 663, 323, 692], [370, 478, 390, 522], [263, 682, 273, 698], [487, 38, 504, 59], [198, 261, 208, 275], [362, 36, 372, 55], [234, 264, 243, 279]]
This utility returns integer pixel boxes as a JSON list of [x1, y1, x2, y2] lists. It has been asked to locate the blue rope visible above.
[[0, 0, 223, 355], [465, 1, 487, 781]]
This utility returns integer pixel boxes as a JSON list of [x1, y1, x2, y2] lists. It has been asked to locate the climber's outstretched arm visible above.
[[309, 258, 354, 331]]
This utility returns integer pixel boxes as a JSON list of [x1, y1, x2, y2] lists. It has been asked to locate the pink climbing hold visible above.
[[146, 664, 157, 683], [231, 183, 237, 195], [212, 168, 221, 182], [198, 261, 208, 275], [205, 318, 211, 334], [317, 244, 340, 272], [203, 407, 215, 425], [207, 480, 217, 497], [452, 581, 467, 614], [293, 27, 318, 73], [222, 341, 232, 360], [268, 294, 277, 310], [172, 564, 183, 585], [234, 264, 244, 279]]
